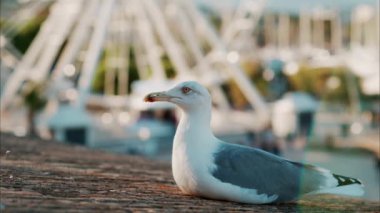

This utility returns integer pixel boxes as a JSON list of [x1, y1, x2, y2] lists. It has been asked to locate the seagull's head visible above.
[[144, 81, 211, 112]]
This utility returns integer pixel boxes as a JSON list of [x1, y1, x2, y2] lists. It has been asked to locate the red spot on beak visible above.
[[144, 95, 155, 102]]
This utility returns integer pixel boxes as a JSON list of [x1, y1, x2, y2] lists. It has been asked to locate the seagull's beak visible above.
[[144, 91, 176, 102]]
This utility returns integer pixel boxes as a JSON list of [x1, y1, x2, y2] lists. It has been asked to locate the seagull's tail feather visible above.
[[288, 161, 364, 197], [308, 173, 364, 197], [332, 174, 363, 187], [310, 183, 364, 197]]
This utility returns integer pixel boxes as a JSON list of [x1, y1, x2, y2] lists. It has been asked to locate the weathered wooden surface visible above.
[[0, 133, 379, 212]]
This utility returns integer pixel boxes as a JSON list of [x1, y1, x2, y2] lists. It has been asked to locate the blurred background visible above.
[[0, 0, 379, 201]]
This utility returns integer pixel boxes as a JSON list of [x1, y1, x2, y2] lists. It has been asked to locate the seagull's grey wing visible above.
[[211, 143, 327, 202]]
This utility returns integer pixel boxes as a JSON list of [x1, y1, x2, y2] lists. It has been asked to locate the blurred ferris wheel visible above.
[[0, 0, 270, 142]]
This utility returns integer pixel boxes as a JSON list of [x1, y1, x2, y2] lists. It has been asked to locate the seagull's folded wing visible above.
[[211, 143, 329, 202]]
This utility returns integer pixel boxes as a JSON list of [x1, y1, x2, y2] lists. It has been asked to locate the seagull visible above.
[[144, 81, 364, 204]]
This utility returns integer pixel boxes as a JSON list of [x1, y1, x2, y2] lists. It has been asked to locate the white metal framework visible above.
[[1, 0, 270, 134]]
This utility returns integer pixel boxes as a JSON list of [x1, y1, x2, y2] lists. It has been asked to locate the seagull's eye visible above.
[[181, 86, 192, 94]]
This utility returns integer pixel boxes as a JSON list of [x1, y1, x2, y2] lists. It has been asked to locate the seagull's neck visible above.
[[184, 109, 213, 134], [174, 108, 216, 148]]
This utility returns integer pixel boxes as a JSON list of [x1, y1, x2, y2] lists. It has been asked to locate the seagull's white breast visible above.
[[172, 124, 218, 195]]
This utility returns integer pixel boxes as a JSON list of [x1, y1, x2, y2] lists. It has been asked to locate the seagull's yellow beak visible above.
[[144, 91, 174, 102]]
